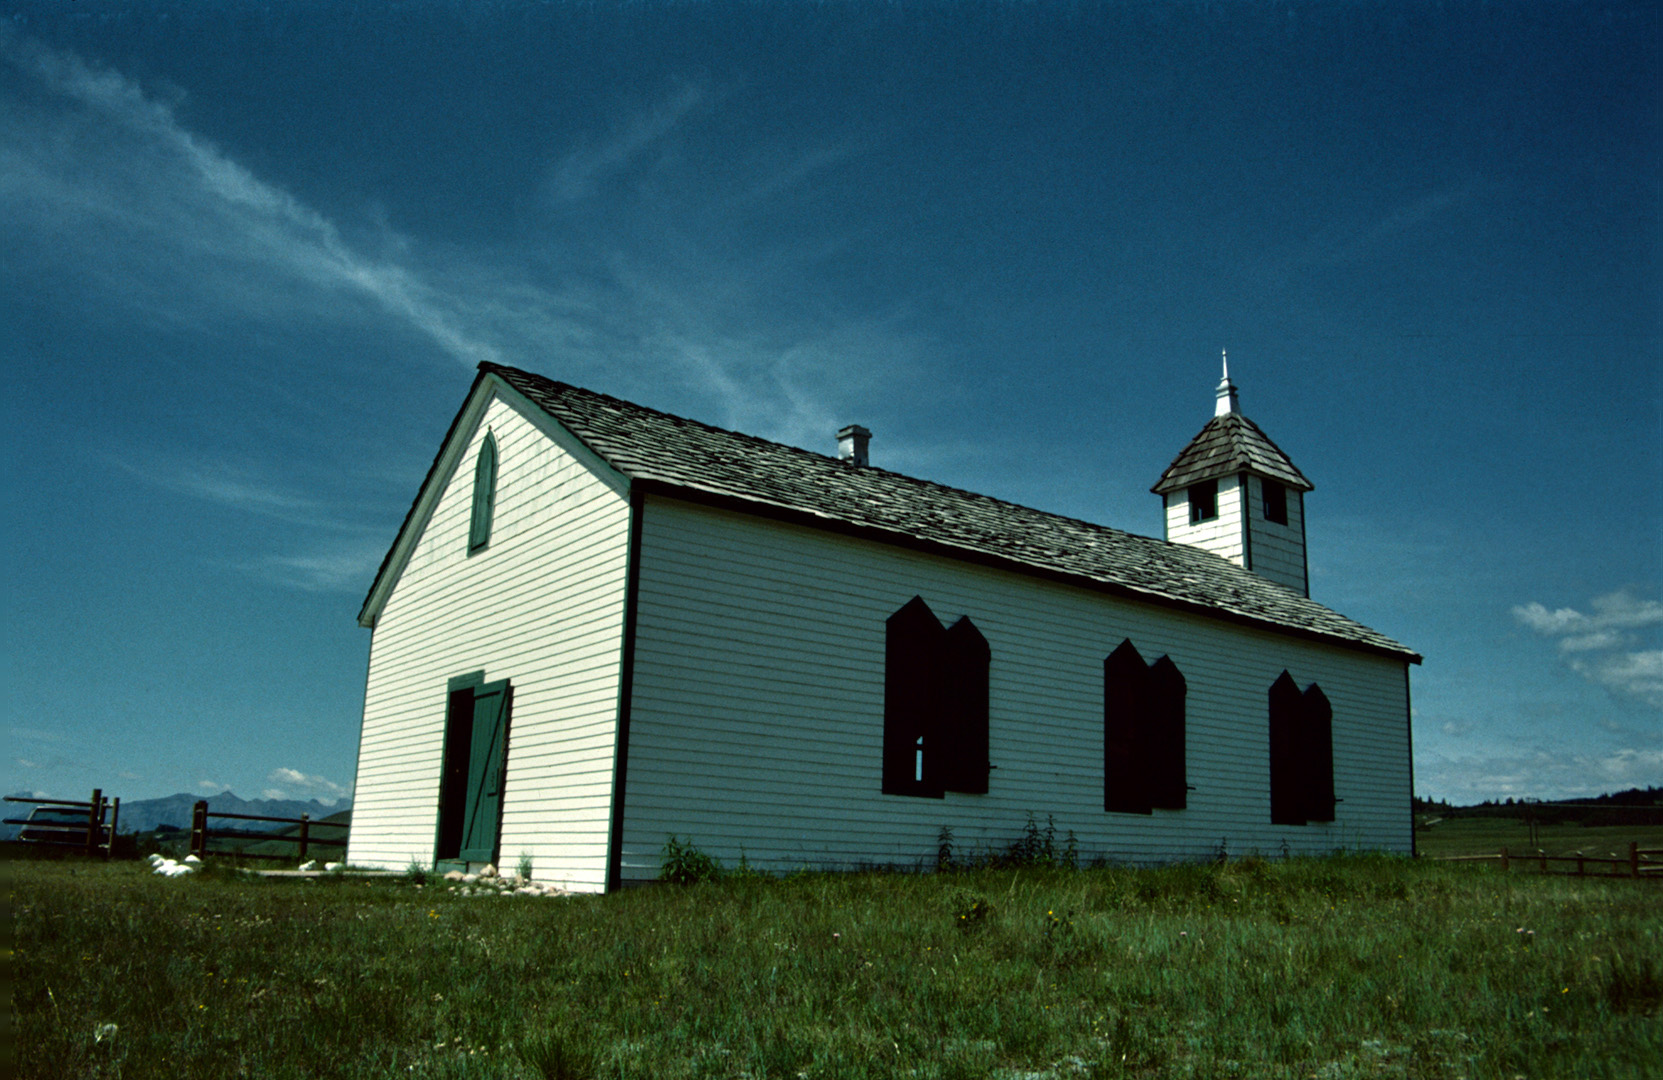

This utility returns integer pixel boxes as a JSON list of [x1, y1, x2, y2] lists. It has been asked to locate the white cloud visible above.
[[17, 758, 39, 769], [197, 779, 231, 794], [1512, 589, 1663, 707], [266, 768, 349, 800], [1513, 590, 1663, 642], [1576, 650, 1663, 708], [1559, 631, 1623, 653], [1415, 746, 1663, 803]]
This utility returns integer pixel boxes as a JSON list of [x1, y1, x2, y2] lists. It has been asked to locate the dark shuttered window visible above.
[[468, 431, 497, 554], [882, 596, 991, 798], [1189, 479, 1218, 523], [1103, 639, 1187, 814], [1268, 672, 1335, 825], [1262, 479, 1288, 525]]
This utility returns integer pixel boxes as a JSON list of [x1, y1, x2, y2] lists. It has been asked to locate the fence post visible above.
[[1575, 851, 1584, 877], [298, 814, 310, 861], [1632, 842, 1641, 879], [107, 798, 120, 858], [1539, 850, 1548, 873], [1499, 846, 1509, 873], [86, 788, 102, 855], [191, 800, 208, 859]]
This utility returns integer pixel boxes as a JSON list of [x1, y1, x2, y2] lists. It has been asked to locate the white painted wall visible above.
[[1165, 475, 1245, 564], [618, 495, 1411, 883], [1244, 475, 1308, 596], [347, 385, 631, 892]]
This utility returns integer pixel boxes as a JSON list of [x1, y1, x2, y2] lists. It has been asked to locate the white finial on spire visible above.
[[1215, 350, 1240, 417]]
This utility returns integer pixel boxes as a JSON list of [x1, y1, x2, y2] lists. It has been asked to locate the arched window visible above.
[[1103, 639, 1187, 814], [1268, 672, 1335, 825], [882, 596, 991, 798], [468, 431, 497, 554]]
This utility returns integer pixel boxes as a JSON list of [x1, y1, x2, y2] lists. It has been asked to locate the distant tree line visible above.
[[1413, 786, 1662, 827]]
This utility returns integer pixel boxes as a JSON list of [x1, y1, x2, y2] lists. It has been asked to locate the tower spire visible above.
[[1215, 349, 1240, 417]]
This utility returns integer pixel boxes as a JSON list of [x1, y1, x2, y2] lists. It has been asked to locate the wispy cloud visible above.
[[10, 727, 70, 745], [249, 543, 390, 593], [1513, 589, 1663, 708], [2, 31, 948, 590], [1304, 182, 1477, 267], [3, 32, 918, 434], [1, 30, 503, 368], [112, 457, 324, 523], [546, 82, 711, 202]]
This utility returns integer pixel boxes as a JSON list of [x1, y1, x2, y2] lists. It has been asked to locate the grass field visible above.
[[12, 854, 1660, 1079], [1415, 815, 1663, 862]]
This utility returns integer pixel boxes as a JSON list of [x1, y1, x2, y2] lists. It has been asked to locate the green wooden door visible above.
[[458, 680, 511, 864]]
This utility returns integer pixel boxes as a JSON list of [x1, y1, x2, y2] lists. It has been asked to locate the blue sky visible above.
[[3, 2, 1658, 808]]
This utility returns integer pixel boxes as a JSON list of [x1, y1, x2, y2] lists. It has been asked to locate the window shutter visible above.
[[1268, 671, 1304, 825], [883, 596, 945, 798], [1104, 639, 1152, 814], [1300, 684, 1335, 822], [468, 432, 497, 553], [1147, 655, 1187, 810], [939, 616, 991, 794]]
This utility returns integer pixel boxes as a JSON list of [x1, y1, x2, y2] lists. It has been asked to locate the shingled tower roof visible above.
[[1152, 354, 1312, 495], [1150, 412, 1313, 495]]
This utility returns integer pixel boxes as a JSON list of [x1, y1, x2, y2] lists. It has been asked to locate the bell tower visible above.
[[1152, 354, 1314, 596]]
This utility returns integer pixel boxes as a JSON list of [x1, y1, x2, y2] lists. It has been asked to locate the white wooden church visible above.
[[346, 360, 1419, 891]]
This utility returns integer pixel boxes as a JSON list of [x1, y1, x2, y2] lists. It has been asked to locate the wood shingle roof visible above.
[[1152, 413, 1313, 495], [465, 363, 1415, 662]]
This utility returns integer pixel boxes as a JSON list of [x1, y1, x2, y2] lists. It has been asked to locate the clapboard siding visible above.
[[348, 387, 630, 892], [1165, 474, 1245, 563], [619, 494, 1410, 881], [1245, 476, 1308, 595]]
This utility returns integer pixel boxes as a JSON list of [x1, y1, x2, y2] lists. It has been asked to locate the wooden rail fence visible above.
[[1430, 842, 1661, 879], [3, 789, 119, 857], [189, 800, 348, 861]]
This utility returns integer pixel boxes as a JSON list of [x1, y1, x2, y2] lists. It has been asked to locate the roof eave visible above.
[[358, 368, 495, 628], [1151, 461, 1315, 496]]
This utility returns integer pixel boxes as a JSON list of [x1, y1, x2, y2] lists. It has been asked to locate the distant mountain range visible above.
[[3, 791, 351, 839]]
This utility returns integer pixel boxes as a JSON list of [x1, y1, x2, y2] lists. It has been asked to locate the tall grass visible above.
[[12, 855, 1660, 1078]]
